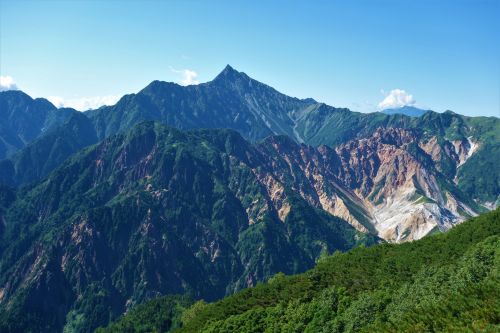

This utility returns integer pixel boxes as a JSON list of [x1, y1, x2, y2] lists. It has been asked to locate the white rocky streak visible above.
[[292, 123, 305, 143], [452, 136, 478, 168], [462, 136, 478, 166], [445, 192, 477, 217]]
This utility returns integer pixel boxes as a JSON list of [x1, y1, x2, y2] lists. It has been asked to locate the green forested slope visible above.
[[98, 208, 500, 333], [94, 295, 192, 333], [0, 122, 375, 333]]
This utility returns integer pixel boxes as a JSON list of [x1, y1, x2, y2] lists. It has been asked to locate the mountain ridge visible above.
[[0, 90, 77, 159], [1, 65, 498, 228]]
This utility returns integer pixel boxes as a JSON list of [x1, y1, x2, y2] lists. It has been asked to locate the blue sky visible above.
[[1, 0, 498, 116]]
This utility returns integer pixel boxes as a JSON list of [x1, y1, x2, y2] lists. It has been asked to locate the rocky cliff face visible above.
[[250, 128, 481, 242], [333, 128, 479, 242]]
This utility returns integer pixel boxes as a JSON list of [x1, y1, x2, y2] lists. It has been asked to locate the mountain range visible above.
[[0, 65, 498, 332]]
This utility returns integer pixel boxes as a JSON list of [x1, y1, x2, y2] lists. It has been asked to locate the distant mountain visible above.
[[0, 112, 98, 187], [0, 90, 77, 159], [381, 105, 428, 117], [87, 65, 316, 142]]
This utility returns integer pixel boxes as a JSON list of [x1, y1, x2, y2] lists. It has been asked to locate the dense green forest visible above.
[[98, 208, 500, 332]]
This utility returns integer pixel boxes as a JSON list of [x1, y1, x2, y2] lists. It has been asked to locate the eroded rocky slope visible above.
[[253, 127, 481, 242]]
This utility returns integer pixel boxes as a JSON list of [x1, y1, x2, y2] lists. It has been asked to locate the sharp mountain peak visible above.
[[212, 64, 251, 83]]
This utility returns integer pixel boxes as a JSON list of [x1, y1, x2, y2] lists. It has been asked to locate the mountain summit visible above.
[[212, 64, 246, 82], [87, 65, 316, 142]]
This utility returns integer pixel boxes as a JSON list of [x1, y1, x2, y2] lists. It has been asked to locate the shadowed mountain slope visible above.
[[0, 90, 77, 159]]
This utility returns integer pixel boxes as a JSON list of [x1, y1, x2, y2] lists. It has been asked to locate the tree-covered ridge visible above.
[[101, 208, 498, 333], [95, 295, 192, 333]]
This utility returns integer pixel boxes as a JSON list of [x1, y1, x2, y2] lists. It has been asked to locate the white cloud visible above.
[[47, 95, 121, 111], [0, 75, 18, 91], [377, 89, 416, 109], [169, 66, 200, 86], [47, 96, 66, 108], [0, 75, 119, 110]]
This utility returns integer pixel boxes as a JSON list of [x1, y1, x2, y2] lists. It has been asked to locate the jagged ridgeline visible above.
[[97, 208, 500, 333]]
